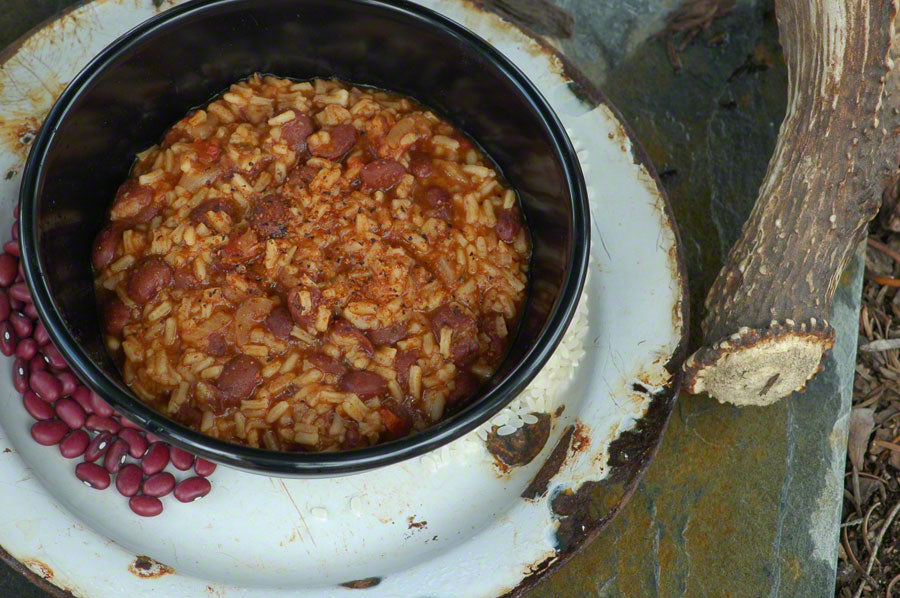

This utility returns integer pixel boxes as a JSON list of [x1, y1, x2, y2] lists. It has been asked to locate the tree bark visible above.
[[684, 0, 900, 406]]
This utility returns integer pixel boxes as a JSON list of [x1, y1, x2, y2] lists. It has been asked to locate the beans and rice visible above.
[[92, 75, 530, 451]]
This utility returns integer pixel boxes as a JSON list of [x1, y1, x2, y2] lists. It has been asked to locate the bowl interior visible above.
[[21, 0, 587, 474]]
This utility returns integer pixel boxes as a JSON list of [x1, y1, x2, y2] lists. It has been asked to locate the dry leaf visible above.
[[849, 407, 875, 471]]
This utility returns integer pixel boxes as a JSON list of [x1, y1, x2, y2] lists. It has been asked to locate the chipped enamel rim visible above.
[[0, 1, 687, 597]]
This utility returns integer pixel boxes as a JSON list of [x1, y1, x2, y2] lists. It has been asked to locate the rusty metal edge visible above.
[[0, 543, 76, 598], [0, 2, 691, 598], [467, 7, 692, 598]]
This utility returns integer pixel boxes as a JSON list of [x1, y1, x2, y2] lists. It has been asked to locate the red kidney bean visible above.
[[310, 124, 358, 160], [15, 265, 23, 283], [90, 392, 114, 417], [15, 338, 37, 360], [0, 253, 17, 286], [495, 209, 522, 243], [33, 321, 49, 346], [408, 151, 434, 178], [360, 158, 406, 190], [55, 398, 86, 429], [428, 304, 480, 366], [12, 357, 27, 393], [118, 416, 141, 430], [194, 458, 216, 477], [75, 462, 110, 489], [129, 495, 163, 517], [30, 370, 61, 402], [57, 372, 78, 396], [41, 344, 66, 370], [339, 371, 387, 399], [30, 420, 68, 446], [28, 354, 47, 373], [71, 386, 94, 414], [23, 391, 53, 420], [264, 306, 293, 340], [103, 438, 129, 473], [59, 429, 90, 459], [115, 464, 143, 497], [8, 283, 30, 304], [0, 321, 16, 356], [12, 206, 18, 218], [174, 476, 211, 503], [126, 257, 172, 304], [142, 471, 176, 497], [3, 241, 19, 257], [118, 428, 148, 459], [9, 312, 31, 338], [85, 415, 120, 434], [8, 297, 21, 311], [145, 433, 161, 444], [10, 223, 17, 241], [101, 299, 130, 336], [141, 442, 169, 475], [23, 303, 38, 320], [0, 290, 9, 323], [84, 432, 112, 462], [169, 446, 194, 471], [215, 355, 262, 403]]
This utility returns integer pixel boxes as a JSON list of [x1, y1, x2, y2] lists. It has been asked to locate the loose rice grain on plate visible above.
[[93, 75, 531, 451]]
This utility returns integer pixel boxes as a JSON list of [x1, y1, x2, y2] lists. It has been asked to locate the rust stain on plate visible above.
[[406, 516, 427, 530], [23, 558, 53, 580], [340, 576, 382, 589], [521, 425, 574, 500], [128, 555, 173, 578]]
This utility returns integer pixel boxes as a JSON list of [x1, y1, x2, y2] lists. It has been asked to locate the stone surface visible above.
[[0, 1, 854, 598]]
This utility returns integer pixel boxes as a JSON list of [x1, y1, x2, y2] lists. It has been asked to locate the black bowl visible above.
[[19, 0, 589, 476]]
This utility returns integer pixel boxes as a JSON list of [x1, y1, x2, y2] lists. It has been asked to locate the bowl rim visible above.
[[18, 0, 589, 476]]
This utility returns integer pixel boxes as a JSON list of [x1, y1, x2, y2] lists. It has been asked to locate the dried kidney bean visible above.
[[28, 355, 46, 374], [2, 241, 18, 257], [169, 445, 194, 470], [84, 432, 112, 462], [12, 357, 27, 393], [30, 420, 68, 445], [59, 429, 90, 459], [0, 290, 9, 323], [129, 495, 163, 517], [57, 372, 78, 396], [32, 321, 48, 346], [116, 464, 143, 497], [15, 338, 36, 360], [141, 442, 169, 475], [8, 283, 31, 304], [23, 391, 53, 420], [174, 477, 211, 502], [85, 415, 121, 434], [23, 303, 38, 319], [55, 398, 86, 429], [194, 458, 216, 477], [89, 392, 114, 417], [30, 370, 61, 402], [9, 312, 31, 338], [0, 322, 16, 356], [70, 387, 94, 414], [117, 428, 148, 459], [103, 438, 129, 473], [142, 472, 176, 497], [75, 462, 111, 489], [0, 253, 17, 286], [41, 344, 66, 370]]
